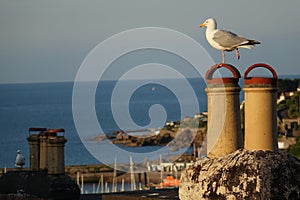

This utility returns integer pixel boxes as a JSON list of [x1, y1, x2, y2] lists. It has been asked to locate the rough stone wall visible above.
[[179, 149, 300, 200]]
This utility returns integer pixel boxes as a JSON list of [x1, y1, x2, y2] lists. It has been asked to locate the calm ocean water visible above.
[[0, 78, 207, 168]]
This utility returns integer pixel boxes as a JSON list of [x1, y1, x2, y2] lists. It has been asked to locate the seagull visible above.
[[15, 150, 25, 169], [199, 18, 260, 63]]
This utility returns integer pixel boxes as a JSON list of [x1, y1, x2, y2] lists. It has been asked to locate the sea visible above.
[[0, 78, 207, 168], [0, 75, 298, 169]]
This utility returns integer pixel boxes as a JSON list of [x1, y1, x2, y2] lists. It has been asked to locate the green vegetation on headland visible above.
[[277, 78, 300, 119], [277, 78, 300, 159], [287, 138, 300, 159], [278, 91, 300, 119], [277, 78, 300, 128]]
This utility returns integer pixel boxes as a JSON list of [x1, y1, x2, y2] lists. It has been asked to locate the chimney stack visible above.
[[205, 64, 243, 158], [27, 128, 67, 174], [27, 128, 46, 171], [243, 63, 278, 151], [46, 129, 67, 175]]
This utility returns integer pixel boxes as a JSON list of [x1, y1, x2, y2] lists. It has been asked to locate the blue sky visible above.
[[0, 0, 299, 83]]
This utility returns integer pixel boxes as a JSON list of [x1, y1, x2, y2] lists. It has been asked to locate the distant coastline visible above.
[[0, 74, 299, 85]]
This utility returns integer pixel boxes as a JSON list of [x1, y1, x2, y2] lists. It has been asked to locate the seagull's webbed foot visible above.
[[235, 48, 240, 60]]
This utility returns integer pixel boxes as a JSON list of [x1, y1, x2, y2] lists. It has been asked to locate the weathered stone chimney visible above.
[[46, 129, 67, 175], [27, 128, 67, 174], [39, 131, 49, 170], [27, 128, 46, 171], [205, 63, 242, 158]]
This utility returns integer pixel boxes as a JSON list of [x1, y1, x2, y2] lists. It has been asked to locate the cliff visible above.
[[179, 149, 300, 200]]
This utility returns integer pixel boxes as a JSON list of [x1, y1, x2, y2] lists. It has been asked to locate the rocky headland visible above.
[[93, 117, 207, 149]]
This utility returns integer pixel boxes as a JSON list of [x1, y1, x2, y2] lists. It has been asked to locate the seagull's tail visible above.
[[239, 40, 261, 49], [248, 39, 261, 45]]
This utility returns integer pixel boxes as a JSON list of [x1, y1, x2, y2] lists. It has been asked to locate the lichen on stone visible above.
[[179, 149, 300, 200]]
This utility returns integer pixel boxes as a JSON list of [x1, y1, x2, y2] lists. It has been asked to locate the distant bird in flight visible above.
[[199, 18, 260, 63]]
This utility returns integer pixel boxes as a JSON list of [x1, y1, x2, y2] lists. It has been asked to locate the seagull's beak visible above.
[[199, 23, 206, 28]]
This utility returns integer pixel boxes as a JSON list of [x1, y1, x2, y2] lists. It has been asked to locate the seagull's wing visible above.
[[212, 30, 252, 50]]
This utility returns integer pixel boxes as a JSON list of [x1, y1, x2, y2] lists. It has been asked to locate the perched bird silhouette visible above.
[[199, 18, 260, 63], [15, 150, 25, 169]]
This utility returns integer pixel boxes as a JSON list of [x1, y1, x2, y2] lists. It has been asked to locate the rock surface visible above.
[[179, 149, 300, 200]]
